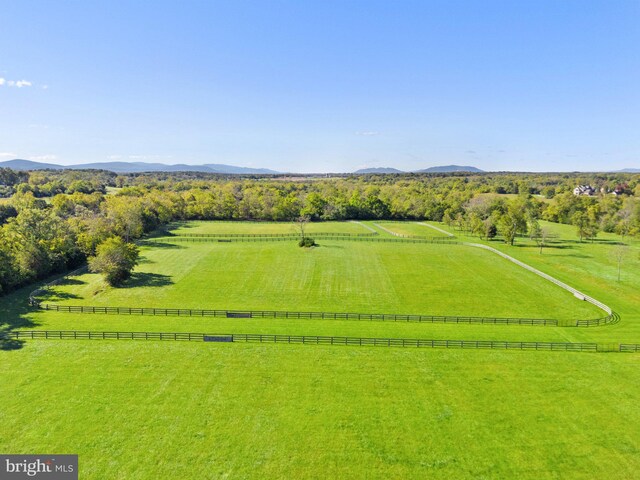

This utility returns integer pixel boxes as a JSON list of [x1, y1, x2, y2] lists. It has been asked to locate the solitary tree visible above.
[[531, 225, 551, 254], [611, 245, 629, 282], [295, 215, 310, 240], [572, 211, 589, 242], [295, 215, 316, 247], [89, 237, 139, 286]]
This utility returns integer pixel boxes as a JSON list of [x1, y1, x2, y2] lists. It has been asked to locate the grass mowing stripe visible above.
[[39, 240, 602, 321]]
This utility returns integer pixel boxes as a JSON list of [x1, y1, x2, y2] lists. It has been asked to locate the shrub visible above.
[[298, 237, 317, 248]]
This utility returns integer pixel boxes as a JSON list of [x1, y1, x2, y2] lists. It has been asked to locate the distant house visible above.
[[613, 183, 629, 196], [573, 185, 595, 196]]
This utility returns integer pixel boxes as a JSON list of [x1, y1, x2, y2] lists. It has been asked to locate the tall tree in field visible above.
[[572, 211, 589, 242], [497, 198, 528, 245], [89, 237, 140, 286], [531, 225, 551, 254], [611, 245, 629, 282]]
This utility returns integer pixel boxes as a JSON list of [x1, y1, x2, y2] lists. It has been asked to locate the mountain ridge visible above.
[[415, 165, 484, 173], [0, 159, 280, 174], [353, 167, 405, 174]]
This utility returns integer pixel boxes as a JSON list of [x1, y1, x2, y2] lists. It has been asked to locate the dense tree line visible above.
[[0, 168, 638, 294]]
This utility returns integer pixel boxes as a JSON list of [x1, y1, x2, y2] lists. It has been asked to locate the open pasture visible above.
[[39, 234, 602, 322], [374, 221, 452, 237], [2, 340, 640, 480], [168, 220, 373, 235], [3, 221, 640, 480]]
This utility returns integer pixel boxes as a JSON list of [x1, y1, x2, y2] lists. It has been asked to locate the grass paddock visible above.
[[2, 220, 640, 479]]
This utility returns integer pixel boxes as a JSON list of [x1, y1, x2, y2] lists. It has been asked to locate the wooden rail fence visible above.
[[4, 330, 609, 352]]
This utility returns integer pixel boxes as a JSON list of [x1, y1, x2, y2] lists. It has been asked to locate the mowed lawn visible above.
[[1, 342, 639, 480], [42, 238, 602, 321], [432, 220, 640, 344], [374, 221, 452, 237], [170, 220, 373, 235], [3, 221, 640, 480]]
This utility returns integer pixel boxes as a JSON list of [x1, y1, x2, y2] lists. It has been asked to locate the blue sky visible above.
[[0, 0, 638, 172]]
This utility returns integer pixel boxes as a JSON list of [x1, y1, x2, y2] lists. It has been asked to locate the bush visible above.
[[298, 237, 317, 248]]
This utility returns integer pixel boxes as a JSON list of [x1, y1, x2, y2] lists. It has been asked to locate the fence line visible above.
[[371, 222, 445, 240], [416, 222, 456, 237], [464, 242, 614, 322], [372, 222, 412, 238], [4, 330, 603, 352], [162, 235, 458, 244], [33, 303, 568, 326], [619, 344, 640, 353], [372, 222, 457, 239], [349, 221, 378, 233], [171, 232, 378, 238], [27, 232, 618, 330]]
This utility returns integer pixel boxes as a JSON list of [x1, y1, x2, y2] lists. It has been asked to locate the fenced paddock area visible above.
[[21, 220, 629, 351], [33, 231, 604, 321], [4, 220, 640, 480]]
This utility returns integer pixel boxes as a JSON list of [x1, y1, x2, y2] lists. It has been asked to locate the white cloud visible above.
[[0, 78, 34, 88], [0, 152, 17, 158], [355, 131, 380, 137]]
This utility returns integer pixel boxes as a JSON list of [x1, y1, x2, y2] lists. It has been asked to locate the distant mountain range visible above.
[[0, 159, 280, 174], [416, 165, 484, 173], [354, 165, 484, 174], [353, 167, 405, 174], [1, 159, 637, 175]]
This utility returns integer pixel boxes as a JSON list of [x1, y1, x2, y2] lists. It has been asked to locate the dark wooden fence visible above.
[[33, 302, 619, 328], [4, 330, 601, 352], [619, 344, 640, 352], [164, 235, 458, 244], [576, 311, 620, 327], [35, 303, 562, 326], [173, 232, 378, 238]]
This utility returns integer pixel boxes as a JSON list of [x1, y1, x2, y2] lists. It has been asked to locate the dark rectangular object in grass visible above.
[[203, 335, 234, 342], [226, 312, 252, 318]]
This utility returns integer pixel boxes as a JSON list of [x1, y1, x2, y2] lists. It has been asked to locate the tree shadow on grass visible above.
[[496, 242, 593, 259], [138, 240, 185, 250], [0, 282, 44, 351], [119, 272, 173, 289], [0, 336, 24, 351], [171, 221, 196, 229], [56, 277, 85, 286], [36, 290, 81, 302], [137, 255, 154, 265]]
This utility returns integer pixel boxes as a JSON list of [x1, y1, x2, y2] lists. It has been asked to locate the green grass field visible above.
[[373, 221, 452, 237], [41, 239, 601, 321], [2, 220, 640, 479], [2, 342, 640, 479], [169, 220, 372, 235]]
